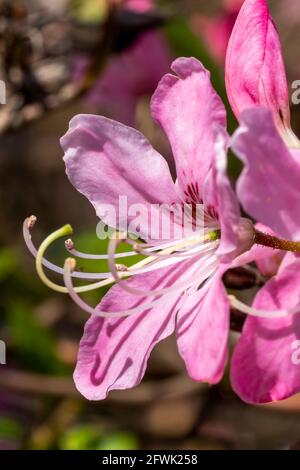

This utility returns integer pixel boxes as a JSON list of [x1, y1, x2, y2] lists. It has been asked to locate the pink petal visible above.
[[61, 114, 179, 239], [232, 108, 300, 240], [151, 57, 227, 201], [74, 264, 186, 400], [255, 253, 285, 278], [231, 258, 300, 403], [176, 272, 230, 384], [225, 0, 291, 133], [204, 131, 240, 257]]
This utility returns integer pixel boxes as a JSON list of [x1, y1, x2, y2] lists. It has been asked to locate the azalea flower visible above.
[[225, 0, 300, 403], [24, 49, 300, 401], [60, 56, 257, 400], [24, 0, 300, 403]]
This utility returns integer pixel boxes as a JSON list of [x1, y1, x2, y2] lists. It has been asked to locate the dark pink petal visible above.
[[225, 0, 291, 133], [231, 258, 300, 403], [232, 108, 300, 240], [61, 114, 179, 239], [151, 57, 227, 201], [176, 273, 230, 384], [74, 263, 189, 400]]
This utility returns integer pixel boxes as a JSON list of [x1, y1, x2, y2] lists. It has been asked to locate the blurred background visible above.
[[1, 0, 300, 450]]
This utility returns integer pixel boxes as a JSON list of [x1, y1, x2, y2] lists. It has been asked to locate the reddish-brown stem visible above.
[[254, 230, 300, 253]]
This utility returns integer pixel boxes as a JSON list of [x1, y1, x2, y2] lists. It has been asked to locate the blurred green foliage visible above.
[[0, 248, 18, 283], [0, 417, 24, 440], [6, 302, 68, 374], [60, 425, 138, 450]]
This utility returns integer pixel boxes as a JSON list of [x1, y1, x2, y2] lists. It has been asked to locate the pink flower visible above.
[[24, 2, 300, 404], [60, 57, 258, 400], [225, 0, 300, 403]]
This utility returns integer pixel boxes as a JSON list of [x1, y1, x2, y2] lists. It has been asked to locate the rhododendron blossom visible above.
[[24, 0, 300, 404]]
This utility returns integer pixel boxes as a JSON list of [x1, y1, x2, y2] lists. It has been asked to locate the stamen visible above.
[[27, 215, 37, 230], [26, 218, 212, 294], [23, 218, 117, 280], [30, 221, 124, 293], [126, 237, 213, 259], [25, 217, 220, 300], [65, 238, 139, 259], [64, 234, 213, 260], [108, 232, 218, 297], [35, 223, 74, 293], [229, 295, 300, 318]]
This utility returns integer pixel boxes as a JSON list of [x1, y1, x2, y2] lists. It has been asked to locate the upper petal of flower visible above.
[[225, 0, 291, 135], [176, 271, 230, 384], [151, 57, 227, 201], [232, 108, 300, 240], [61, 114, 179, 239], [231, 257, 300, 404]]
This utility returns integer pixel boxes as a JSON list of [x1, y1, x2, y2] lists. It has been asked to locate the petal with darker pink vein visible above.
[[74, 262, 193, 400]]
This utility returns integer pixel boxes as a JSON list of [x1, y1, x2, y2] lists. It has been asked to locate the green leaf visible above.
[[6, 302, 66, 374]]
